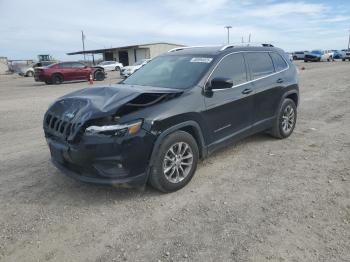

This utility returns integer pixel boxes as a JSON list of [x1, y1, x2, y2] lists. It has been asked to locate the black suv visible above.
[[44, 45, 299, 192]]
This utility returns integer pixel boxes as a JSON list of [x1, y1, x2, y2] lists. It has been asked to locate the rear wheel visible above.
[[149, 131, 199, 193], [26, 71, 34, 77], [270, 98, 297, 139], [51, 74, 63, 85]]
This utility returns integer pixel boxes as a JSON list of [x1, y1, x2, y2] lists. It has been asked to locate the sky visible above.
[[0, 0, 349, 60]]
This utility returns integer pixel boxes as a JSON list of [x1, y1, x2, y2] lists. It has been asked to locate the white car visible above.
[[96, 61, 123, 71], [120, 59, 151, 78]]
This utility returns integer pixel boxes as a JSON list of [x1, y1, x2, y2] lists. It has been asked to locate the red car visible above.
[[34, 62, 105, 85]]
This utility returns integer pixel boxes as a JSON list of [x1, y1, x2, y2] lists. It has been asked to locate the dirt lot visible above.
[[0, 62, 349, 262]]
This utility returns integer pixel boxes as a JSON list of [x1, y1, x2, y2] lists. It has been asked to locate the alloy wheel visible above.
[[281, 105, 295, 133], [163, 142, 193, 183]]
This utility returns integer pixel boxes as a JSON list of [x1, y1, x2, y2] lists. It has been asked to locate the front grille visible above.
[[44, 112, 83, 142]]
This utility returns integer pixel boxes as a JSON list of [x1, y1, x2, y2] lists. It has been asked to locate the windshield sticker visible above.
[[190, 57, 213, 63]]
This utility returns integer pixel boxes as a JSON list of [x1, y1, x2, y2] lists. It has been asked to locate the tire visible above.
[[26, 71, 34, 77], [94, 71, 105, 81], [51, 74, 63, 85], [293, 56, 297, 60], [115, 66, 120, 71], [149, 131, 199, 193], [270, 98, 297, 139], [342, 58, 346, 61]]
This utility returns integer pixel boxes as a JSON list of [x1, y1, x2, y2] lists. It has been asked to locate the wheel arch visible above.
[[285, 91, 299, 107], [148, 121, 207, 168]]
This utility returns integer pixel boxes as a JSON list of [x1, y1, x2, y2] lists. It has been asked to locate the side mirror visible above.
[[208, 77, 233, 90]]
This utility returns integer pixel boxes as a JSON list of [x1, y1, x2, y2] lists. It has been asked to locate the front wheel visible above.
[[270, 98, 297, 139], [149, 131, 199, 193], [94, 71, 105, 81], [115, 66, 120, 71]]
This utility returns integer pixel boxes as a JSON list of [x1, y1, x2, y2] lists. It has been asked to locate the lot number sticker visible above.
[[190, 57, 213, 63]]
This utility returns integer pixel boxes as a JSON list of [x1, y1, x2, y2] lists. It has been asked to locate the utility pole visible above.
[[224, 26, 232, 44], [81, 30, 86, 61], [348, 29, 350, 50], [248, 33, 251, 45]]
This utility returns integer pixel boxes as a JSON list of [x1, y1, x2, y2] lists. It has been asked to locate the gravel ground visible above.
[[0, 62, 349, 262]]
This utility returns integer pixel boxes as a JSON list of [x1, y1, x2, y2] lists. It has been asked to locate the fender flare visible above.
[[148, 120, 207, 169], [274, 90, 299, 117]]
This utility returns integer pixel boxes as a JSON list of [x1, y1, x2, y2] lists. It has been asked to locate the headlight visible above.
[[85, 120, 142, 136]]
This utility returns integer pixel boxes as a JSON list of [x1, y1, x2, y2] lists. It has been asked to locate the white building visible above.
[[67, 42, 185, 66]]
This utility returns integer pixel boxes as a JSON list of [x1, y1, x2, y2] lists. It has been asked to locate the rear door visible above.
[[203, 53, 254, 144], [244, 52, 287, 127], [58, 62, 74, 81]]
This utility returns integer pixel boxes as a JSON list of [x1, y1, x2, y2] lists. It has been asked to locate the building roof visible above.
[[67, 42, 185, 55]]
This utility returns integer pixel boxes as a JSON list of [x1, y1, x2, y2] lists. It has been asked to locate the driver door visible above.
[[202, 53, 254, 145]]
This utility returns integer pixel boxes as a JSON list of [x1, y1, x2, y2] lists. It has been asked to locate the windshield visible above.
[[311, 50, 321, 54], [99, 61, 112, 65], [123, 55, 213, 89]]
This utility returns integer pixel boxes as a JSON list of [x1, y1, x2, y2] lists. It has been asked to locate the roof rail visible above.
[[167, 45, 219, 52], [219, 45, 235, 51]]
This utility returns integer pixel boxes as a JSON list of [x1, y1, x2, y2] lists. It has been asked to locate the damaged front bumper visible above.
[[46, 129, 156, 187]]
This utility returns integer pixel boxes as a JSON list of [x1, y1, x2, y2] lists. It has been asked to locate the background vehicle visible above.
[[292, 51, 307, 60], [331, 50, 344, 60], [44, 45, 299, 192], [120, 59, 150, 78], [19, 61, 54, 77], [95, 61, 123, 72], [304, 50, 334, 62], [341, 50, 350, 61], [34, 61, 105, 84]]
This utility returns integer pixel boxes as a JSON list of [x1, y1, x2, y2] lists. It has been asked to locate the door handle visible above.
[[242, 88, 252, 94], [276, 78, 284, 83]]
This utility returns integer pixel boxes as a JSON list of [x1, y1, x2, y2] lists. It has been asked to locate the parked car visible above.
[[34, 62, 105, 84], [95, 61, 123, 72], [292, 51, 307, 60], [331, 50, 344, 60], [304, 50, 334, 62], [120, 59, 151, 78], [43, 45, 299, 192], [19, 61, 54, 77], [341, 50, 350, 61]]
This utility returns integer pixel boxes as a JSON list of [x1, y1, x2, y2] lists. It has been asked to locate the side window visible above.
[[59, 62, 72, 68], [245, 52, 275, 79], [210, 53, 247, 85], [270, 52, 288, 72], [71, 62, 86, 68]]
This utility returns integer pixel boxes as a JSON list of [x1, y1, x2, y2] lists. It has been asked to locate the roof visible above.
[[67, 42, 185, 55]]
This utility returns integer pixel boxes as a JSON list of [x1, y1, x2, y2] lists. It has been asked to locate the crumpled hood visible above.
[[47, 84, 182, 124]]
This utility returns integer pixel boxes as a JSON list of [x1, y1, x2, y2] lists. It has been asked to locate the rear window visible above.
[[270, 52, 288, 72], [245, 52, 275, 79]]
